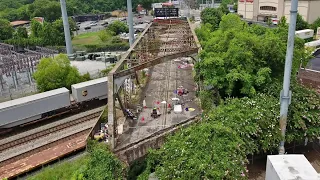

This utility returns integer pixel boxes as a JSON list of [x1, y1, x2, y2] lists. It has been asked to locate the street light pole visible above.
[[127, 0, 134, 46], [278, 0, 299, 155], [60, 0, 73, 55]]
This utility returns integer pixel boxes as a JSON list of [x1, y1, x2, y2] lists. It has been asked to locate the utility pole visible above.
[[60, 0, 73, 55], [278, 0, 299, 155], [127, 0, 134, 46]]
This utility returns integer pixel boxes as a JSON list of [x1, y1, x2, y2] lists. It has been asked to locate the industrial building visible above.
[[237, 0, 320, 23]]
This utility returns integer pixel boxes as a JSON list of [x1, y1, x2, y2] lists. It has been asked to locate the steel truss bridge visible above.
[[107, 18, 200, 149]]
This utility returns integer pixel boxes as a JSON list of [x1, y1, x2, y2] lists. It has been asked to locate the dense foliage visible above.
[[33, 54, 85, 92], [195, 13, 308, 98], [296, 13, 309, 30], [107, 21, 129, 35], [0, 0, 165, 22], [3, 18, 76, 47], [139, 94, 281, 179], [28, 141, 126, 180], [0, 19, 14, 40], [136, 9, 320, 180]]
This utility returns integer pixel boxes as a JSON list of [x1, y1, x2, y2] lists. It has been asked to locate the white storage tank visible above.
[[295, 29, 314, 40], [71, 77, 108, 103], [0, 88, 70, 128]]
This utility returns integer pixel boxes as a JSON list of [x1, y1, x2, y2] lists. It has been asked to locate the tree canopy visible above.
[[33, 54, 84, 92], [296, 13, 309, 30], [137, 10, 319, 180], [0, 0, 165, 22], [200, 8, 224, 31], [0, 18, 14, 40], [195, 13, 308, 98], [5, 17, 76, 47], [107, 21, 129, 35]]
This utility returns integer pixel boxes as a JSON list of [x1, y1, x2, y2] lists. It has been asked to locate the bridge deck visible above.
[[107, 18, 200, 150], [116, 58, 200, 149]]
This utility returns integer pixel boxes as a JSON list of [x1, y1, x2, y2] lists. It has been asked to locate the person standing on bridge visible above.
[[143, 96, 147, 108]]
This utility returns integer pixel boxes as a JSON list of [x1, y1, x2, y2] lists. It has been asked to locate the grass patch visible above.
[[72, 31, 102, 46], [28, 155, 89, 180]]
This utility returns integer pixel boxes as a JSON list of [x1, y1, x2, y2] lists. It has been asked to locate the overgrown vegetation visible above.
[[33, 54, 90, 92], [3, 18, 76, 47], [135, 9, 320, 179], [0, 0, 165, 22], [28, 140, 126, 180]]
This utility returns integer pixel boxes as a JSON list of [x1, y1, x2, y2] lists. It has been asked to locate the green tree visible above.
[[28, 0, 61, 22], [196, 14, 309, 98], [77, 140, 126, 180], [140, 94, 281, 179], [200, 8, 224, 30], [33, 54, 83, 92], [311, 17, 320, 33], [219, 13, 245, 31], [296, 13, 309, 30], [218, 2, 229, 14], [30, 19, 43, 38], [107, 20, 129, 35], [98, 30, 114, 42], [15, 26, 28, 39], [0, 18, 14, 40]]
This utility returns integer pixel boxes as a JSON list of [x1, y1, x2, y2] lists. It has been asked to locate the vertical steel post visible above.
[[60, 0, 73, 55], [127, 0, 134, 46], [278, 0, 299, 155]]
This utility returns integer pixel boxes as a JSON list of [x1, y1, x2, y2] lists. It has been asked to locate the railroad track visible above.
[[0, 111, 101, 153]]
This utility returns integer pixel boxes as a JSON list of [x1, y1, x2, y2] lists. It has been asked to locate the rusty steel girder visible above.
[[107, 18, 200, 149]]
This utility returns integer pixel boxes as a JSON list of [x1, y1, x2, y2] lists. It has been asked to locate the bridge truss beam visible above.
[[107, 18, 200, 149]]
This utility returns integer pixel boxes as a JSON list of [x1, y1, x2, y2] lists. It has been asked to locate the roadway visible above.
[[117, 57, 200, 148]]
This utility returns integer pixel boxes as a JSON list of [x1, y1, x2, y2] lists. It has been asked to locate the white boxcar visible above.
[[295, 29, 314, 40], [71, 77, 108, 102], [0, 88, 70, 128]]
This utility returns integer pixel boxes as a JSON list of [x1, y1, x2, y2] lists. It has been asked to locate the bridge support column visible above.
[[108, 74, 116, 149]]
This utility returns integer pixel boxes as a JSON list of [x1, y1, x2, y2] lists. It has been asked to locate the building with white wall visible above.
[[238, 0, 320, 23]]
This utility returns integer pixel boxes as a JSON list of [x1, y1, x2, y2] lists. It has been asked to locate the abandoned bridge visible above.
[[94, 17, 200, 164]]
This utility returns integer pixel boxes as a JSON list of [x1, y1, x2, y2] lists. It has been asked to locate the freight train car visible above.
[[0, 88, 70, 128], [0, 78, 109, 130], [71, 77, 108, 102]]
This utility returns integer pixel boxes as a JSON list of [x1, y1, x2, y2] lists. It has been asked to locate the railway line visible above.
[[0, 111, 101, 153], [0, 106, 104, 177]]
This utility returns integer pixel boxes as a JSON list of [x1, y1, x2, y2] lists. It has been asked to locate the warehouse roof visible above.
[[0, 88, 69, 110], [10, 20, 30, 27], [72, 77, 108, 89]]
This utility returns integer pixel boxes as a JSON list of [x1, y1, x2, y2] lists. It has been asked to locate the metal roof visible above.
[[0, 88, 69, 110], [71, 77, 108, 89]]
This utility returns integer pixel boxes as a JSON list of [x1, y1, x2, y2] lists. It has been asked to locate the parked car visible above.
[[84, 26, 91, 30], [90, 22, 98, 26]]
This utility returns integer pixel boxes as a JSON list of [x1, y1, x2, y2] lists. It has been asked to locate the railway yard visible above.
[[0, 106, 104, 179]]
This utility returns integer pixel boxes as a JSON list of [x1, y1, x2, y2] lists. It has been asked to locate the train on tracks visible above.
[[0, 77, 108, 130]]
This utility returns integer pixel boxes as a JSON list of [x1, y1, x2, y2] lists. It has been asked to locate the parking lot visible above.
[[75, 15, 154, 35]]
